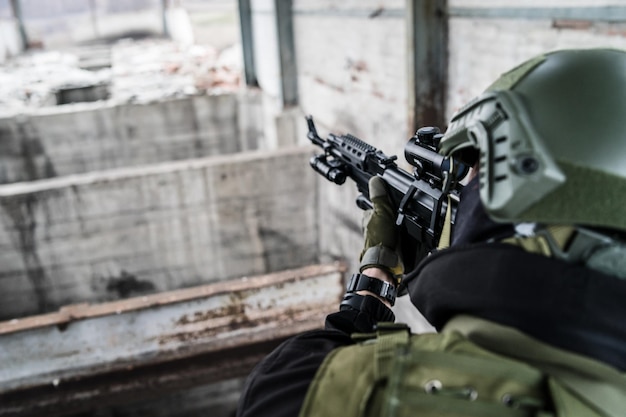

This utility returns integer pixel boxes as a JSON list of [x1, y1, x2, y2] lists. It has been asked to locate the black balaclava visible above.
[[451, 175, 515, 246]]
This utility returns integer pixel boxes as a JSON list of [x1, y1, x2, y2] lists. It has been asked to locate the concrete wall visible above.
[[0, 146, 319, 320], [293, 0, 408, 151], [447, 0, 626, 118], [244, 1, 409, 155], [291, 0, 626, 161], [0, 92, 264, 185]]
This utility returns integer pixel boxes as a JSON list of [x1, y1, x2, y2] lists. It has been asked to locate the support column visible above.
[[238, 0, 258, 87], [9, 0, 28, 50], [406, 0, 448, 133], [275, 0, 298, 107], [161, 0, 169, 38]]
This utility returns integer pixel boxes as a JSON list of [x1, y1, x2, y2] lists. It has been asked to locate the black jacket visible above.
[[236, 308, 377, 417]]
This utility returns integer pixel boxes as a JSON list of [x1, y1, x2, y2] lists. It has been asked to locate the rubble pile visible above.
[[0, 38, 242, 116], [0, 51, 110, 114], [111, 38, 242, 103]]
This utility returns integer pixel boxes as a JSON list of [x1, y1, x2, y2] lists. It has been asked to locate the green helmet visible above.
[[440, 48, 626, 232]]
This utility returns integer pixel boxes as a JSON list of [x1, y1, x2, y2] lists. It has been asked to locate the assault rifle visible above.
[[306, 116, 468, 271]]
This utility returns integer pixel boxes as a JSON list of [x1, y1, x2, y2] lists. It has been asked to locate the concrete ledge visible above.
[[0, 92, 264, 184], [0, 146, 319, 319]]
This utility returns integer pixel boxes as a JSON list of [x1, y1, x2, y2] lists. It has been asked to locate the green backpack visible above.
[[299, 320, 625, 417]]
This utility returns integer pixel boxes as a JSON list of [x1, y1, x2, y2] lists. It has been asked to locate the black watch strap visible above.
[[340, 293, 395, 323], [346, 273, 397, 306]]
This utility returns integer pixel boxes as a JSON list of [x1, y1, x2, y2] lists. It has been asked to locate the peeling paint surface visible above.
[[0, 263, 344, 404]]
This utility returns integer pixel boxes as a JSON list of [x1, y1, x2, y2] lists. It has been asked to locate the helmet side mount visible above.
[[441, 91, 566, 223]]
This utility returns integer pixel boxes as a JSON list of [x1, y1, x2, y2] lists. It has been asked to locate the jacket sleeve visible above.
[[236, 307, 383, 417]]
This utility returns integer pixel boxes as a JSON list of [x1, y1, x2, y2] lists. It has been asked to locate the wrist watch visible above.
[[346, 273, 397, 306]]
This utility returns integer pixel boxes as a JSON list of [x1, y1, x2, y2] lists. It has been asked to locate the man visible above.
[[237, 49, 626, 417]]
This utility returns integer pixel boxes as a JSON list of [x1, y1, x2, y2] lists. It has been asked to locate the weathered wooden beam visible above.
[[0, 263, 345, 416]]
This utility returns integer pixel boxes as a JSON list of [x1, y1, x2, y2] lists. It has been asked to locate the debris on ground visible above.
[[0, 38, 242, 116]]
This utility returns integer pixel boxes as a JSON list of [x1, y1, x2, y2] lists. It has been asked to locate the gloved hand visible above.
[[359, 176, 404, 284]]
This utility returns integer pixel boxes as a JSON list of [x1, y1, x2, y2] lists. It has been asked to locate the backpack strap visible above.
[[372, 322, 411, 380], [500, 225, 575, 257], [299, 323, 411, 417], [437, 195, 453, 250]]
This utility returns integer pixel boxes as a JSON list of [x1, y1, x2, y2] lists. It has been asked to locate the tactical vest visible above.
[[299, 316, 626, 417]]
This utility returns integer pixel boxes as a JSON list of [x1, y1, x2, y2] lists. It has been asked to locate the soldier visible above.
[[237, 48, 626, 417]]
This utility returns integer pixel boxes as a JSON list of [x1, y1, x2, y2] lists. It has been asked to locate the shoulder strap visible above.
[[373, 323, 411, 380], [500, 225, 575, 256], [437, 195, 453, 250], [299, 323, 410, 417]]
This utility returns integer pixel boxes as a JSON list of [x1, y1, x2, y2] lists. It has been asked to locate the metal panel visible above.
[[0, 263, 345, 415]]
